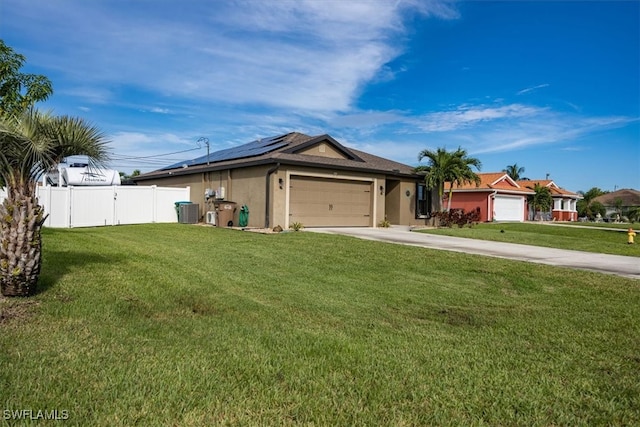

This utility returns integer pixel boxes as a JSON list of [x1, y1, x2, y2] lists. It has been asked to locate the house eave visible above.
[[133, 157, 419, 182], [451, 188, 534, 195]]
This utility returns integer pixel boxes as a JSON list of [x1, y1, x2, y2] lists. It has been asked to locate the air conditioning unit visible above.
[[179, 203, 199, 224], [206, 211, 216, 225]]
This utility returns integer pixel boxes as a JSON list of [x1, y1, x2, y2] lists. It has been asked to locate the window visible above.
[[416, 182, 432, 218]]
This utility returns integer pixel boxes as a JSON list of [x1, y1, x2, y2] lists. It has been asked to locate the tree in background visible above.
[[626, 207, 640, 223], [502, 163, 527, 181], [119, 169, 141, 182], [415, 147, 481, 213], [577, 187, 608, 219], [529, 183, 553, 220], [0, 41, 110, 296], [0, 40, 53, 118]]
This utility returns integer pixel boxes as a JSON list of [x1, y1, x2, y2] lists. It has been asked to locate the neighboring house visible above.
[[593, 188, 640, 218], [133, 132, 433, 228], [445, 173, 534, 222], [517, 180, 582, 221], [445, 174, 582, 222]]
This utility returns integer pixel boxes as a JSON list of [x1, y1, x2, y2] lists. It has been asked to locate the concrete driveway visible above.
[[307, 226, 640, 280]]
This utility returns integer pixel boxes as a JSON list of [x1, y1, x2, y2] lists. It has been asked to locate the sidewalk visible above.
[[537, 222, 634, 232], [307, 226, 640, 280]]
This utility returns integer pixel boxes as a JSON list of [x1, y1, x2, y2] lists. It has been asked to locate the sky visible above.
[[1, 0, 638, 193]]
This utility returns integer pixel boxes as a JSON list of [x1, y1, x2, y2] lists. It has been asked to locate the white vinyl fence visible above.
[[0, 185, 190, 228]]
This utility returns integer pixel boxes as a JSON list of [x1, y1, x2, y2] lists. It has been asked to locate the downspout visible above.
[[265, 163, 280, 228], [489, 190, 497, 221]]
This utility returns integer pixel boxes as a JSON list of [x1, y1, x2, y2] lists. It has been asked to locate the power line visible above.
[[110, 146, 202, 161]]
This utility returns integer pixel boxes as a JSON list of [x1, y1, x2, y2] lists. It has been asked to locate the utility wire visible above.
[[110, 146, 202, 160]]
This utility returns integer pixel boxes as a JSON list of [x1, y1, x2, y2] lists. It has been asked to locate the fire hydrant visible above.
[[628, 228, 636, 244]]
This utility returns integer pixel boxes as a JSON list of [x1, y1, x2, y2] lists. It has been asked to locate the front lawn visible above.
[[1, 224, 639, 425], [418, 222, 640, 257]]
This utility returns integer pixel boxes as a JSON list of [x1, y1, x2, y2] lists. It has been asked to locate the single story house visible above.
[[444, 173, 534, 222], [445, 174, 581, 222], [592, 188, 640, 218], [133, 132, 434, 228], [517, 179, 582, 221]]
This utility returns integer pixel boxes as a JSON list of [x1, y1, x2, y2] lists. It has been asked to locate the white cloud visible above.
[[517, 83, 550, 95], [5, 0, 459, 114], [412, 104, 546, 132], [149, 107, 170, 114], [317, 103, 638, 166]]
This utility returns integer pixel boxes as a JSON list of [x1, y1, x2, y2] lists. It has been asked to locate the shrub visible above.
[[432, 207, 481, 228], [378, 217, 391, 228], [289, 222, 304, 232]]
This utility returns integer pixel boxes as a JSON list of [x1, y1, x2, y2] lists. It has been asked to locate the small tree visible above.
[[529, 183, 553, 221], [577, 187, 608, 219], [1, 110, 110, 296], [626, 207, 640, 223], [613, 197, 623, 217]]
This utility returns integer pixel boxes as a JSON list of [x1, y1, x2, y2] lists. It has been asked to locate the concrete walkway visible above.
[[307, 226, 640, 280]]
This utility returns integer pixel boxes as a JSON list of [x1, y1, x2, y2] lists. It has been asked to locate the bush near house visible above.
[[432, 207, 482, 228]]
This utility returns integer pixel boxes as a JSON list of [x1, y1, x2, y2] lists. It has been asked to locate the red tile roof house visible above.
[[519, 179, 582, 221], [444, 173, 581, 222], [444, 173, 532, 222]]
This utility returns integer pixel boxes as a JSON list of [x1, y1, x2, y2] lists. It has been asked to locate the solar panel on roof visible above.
[[161, 134, 291, 170]]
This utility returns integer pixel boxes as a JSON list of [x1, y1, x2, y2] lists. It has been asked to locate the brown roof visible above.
[[134, 132, 417, 181], [593, 189, 640, 206]]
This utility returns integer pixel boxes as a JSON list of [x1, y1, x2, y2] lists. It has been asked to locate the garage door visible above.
[[289, 176, 372, 227], [494, 195, 524, 222]]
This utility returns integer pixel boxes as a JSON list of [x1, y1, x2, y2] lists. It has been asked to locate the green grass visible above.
[[554, 221, 637, 230], [1, 224, 639, 426], [418, 222, 640, 257]]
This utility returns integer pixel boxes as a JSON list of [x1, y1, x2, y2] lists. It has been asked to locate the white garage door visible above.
[[494, 195, 524, 222], [289, 176, 372, 227]]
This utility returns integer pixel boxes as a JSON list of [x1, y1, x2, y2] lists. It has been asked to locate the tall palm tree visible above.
[[528, 183, 553, 221], [415, 147, 481, 212], [0, 109, 109, 296], [503, 163, 525, 181], [446, 148, 482, 211]]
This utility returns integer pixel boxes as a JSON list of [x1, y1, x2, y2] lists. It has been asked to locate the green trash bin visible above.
[[239, 204, 249, 227], [174, 201, 192, 222]]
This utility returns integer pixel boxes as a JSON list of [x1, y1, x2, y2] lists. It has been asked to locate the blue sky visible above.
[[1, 0, 638, 192]]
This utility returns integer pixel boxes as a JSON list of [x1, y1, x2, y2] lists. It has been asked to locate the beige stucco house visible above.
[[133, 132, 433, 228]]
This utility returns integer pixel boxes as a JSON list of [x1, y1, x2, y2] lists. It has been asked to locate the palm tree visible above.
[[576, 187, 607, 219], [502, 163, 525, 181], [415, 147, 481, 212], [446, 148, 482, 211], [528, 183, 553, 221], [0, 109, 109, 296]]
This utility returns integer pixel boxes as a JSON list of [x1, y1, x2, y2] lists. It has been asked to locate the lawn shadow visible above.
[[37, 249, 129, 295]]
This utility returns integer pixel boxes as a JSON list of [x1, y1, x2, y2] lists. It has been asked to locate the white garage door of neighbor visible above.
[[289, 176, 372, 227], [494, 195, 524, 222]]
